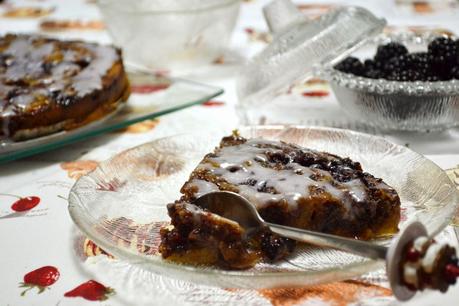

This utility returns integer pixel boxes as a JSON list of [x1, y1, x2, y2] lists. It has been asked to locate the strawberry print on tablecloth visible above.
[[2, 6, 54, 18], [118, 119, 160, 133], [395, 0, 459, 14], [257, 280, 391, 306], [83, 238, 114, 259], [65, 280, 115, 301], [60, 160, 99, 180], [19, 266, 60, 296], [244, 27, 272, 44], [40, 19, 105, 31], [288, 78, 331, 98], [1, 194, 41, 219], [296, 3, 337, 19], [384, 25, 456, 37], [1, 193, 41, 212], [129, 72, 171, 94], [202, 100, 225, 107], [130, 84, 170, 94]]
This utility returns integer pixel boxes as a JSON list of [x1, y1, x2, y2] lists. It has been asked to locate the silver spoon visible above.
[[195, 190, 387, 260], [194, 191, 459, 301]]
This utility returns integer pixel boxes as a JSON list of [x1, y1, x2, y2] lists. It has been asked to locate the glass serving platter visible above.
[[68, 126, 459, 288], [0, 71, 223, 163]]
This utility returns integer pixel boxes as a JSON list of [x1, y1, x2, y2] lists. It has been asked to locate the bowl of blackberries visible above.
[[328, 32, 459, 131]]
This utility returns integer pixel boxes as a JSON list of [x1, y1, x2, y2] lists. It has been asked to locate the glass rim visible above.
[[96, 0, 240, 15]]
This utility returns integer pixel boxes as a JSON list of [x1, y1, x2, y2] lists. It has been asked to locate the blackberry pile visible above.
[[334, 37, 459, 81]]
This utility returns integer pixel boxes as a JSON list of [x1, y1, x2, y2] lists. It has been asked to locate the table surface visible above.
[[1, 0, 459, 305]]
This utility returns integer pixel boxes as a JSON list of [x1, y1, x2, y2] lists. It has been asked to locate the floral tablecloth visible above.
[[1, 0, 459, 305]]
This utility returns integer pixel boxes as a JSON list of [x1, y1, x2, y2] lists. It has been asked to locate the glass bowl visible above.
[[68, 126, 459, 288], [326, 32, 459, 132], [96, 0, 240, 71]]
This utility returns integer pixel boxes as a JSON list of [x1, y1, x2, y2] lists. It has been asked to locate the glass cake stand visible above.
[[0, 71, 223, 163]]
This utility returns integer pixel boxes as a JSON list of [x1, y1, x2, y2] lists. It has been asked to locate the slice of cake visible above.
[[159, 131, 401, 269]]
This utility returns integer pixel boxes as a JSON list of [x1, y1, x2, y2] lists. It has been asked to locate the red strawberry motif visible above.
[[11, 196, 40, 212], [302, 90, 329, 97], [19, 266, 60, 296], [1, 193, 40, 212], [202, 100, 225, 107], [64, 280, 115, 301], [131, 84, 170, 94]]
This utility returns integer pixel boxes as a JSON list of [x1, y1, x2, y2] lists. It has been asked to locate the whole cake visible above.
[[0, 34, 130, 140], [160, 132, 401, 269]]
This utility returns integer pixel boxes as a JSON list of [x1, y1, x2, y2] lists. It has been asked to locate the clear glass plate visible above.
[[68, 126, 459, 288], [0, 71, 223, 163]]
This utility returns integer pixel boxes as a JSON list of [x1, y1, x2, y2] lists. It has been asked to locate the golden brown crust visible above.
[[0, 34, 130, 140]]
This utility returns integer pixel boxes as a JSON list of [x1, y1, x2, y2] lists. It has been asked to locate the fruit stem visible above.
[[20, 286, 33, 297], [0, 193, 21, 199]]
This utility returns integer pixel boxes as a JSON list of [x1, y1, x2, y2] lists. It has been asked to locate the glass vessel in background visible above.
[[97, 0, 240, 71], [237, 0, 386, 126]]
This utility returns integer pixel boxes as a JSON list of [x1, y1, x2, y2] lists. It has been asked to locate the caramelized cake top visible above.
[[0, 34, 122, 137]]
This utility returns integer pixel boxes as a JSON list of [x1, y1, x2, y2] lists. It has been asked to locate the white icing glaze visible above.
[[187, 138, 392, 220], [183, 203, 205, 224], [72, 45, 118, 97], [189, 179, 219, 199]]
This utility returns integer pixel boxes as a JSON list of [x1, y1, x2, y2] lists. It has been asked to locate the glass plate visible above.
[[68, 126, 459, 288], [0, 71, 223, 163]]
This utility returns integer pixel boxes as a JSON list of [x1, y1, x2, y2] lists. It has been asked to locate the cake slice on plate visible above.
[[160, 131, 401, 269]]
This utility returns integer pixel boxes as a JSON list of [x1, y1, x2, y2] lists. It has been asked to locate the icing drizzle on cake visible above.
[[186, 138, 394, 221]]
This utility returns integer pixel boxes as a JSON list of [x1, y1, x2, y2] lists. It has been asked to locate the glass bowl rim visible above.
[[96, 0, 241, 15]]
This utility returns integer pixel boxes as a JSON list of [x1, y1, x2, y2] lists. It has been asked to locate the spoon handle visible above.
[[265, 222, 388, 260]]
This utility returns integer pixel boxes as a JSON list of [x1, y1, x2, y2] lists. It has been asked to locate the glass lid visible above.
[[237, 0, 386, 107]]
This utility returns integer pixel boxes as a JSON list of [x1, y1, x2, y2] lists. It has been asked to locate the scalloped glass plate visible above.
[[68, 126, 458, 288], [0, 71, 223, 163]]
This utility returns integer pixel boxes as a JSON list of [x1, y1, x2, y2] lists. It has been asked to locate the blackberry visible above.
[[374, 42, 408, 63], [428, 53, 453, 80], [383, 55, 409, 73], [428, 37, 458, 79], [365, 69, 384, 79], [364, 59, 383, 71], [425, 74, 440, 82], [452, 66, 459, 80], [428, 37, 458, 61], [387, 70, 422, 82], [334, 57, 364, 76], [405, 52, 431, 75], [363, 59, 384, 79]]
